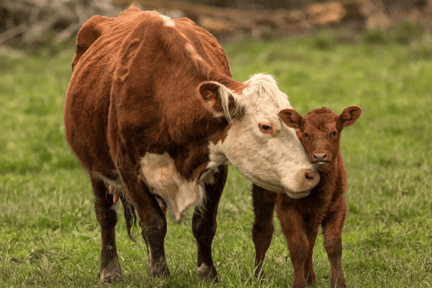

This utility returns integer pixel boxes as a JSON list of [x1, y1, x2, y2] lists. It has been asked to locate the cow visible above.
[[251, 106, 362, 288], [64, 6, 320, 282]]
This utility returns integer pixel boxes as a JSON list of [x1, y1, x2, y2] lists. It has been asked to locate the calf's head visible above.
[[279, 106, 362, 172], [199, 74, 320, 198]]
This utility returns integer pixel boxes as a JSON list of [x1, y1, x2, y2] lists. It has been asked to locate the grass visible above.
[[1, 31, 431, 287]]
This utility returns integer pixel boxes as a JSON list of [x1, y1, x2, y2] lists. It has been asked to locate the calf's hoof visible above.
[[332, 281, 347, 288], [196, 263, 218, 282]]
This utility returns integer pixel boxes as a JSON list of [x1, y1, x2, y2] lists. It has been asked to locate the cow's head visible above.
[[199, 74, 320, 199], [279, 106, 362, 172]]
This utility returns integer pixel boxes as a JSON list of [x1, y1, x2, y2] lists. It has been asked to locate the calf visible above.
[[64, 6, 320, 283], [251, 106, 362, 288]]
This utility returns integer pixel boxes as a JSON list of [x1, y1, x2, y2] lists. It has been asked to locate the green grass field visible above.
[[1, 31, 431, 287]]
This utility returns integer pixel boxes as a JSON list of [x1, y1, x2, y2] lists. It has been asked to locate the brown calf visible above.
[[251, 106, 362, 288]]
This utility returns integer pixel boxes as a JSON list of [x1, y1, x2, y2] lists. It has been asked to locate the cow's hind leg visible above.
[[92, 177, 123, 283], [251, 185, 277, 279], [192, 165, 228, 281]]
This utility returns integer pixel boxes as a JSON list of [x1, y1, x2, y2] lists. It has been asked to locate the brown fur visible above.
[[252, 106, 361, 288], [64, 7, 246, 282]]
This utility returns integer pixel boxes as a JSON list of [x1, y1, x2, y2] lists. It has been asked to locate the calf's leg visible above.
[[192, 165, 228, 281], [91, 177, 122, 283], [304, 228, 318, 286], [277, 200, 310, 288], [251, 185, 277, 279], [322, 201, 347, 288]]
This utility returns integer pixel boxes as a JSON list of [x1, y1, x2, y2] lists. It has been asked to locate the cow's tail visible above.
[[120, 193, 137, 242]]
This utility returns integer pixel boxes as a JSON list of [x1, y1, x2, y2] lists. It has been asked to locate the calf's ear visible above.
[[340, 106, 362, 128], [279, 109, 302, 129], [198, 81, 243, 123]]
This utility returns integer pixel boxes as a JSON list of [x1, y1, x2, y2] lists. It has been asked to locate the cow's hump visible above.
[[72, 15, 111, 70]]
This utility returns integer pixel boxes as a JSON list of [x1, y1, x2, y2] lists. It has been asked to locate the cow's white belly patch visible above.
[[140, 152, 207, 223]]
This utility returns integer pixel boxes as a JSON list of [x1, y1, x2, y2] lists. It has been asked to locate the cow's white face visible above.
[[201, 74, 320, 198]]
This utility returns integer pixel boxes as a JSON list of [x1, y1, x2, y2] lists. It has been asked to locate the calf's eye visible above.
[[332, 131, 337, 136], [262, 124, 271, 130], [304, 132, 308, 137]]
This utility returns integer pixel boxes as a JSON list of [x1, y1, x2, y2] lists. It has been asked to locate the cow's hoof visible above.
[[99, 259, 123, 283], [149, 265, 171, 277], [196, 263, 218, 282], [99, 268, 123, 283]]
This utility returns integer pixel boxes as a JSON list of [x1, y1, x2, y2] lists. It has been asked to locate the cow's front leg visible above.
[[91, 178, 123, 283], [119, 169, 170, 277], [140, 207, 170, 277], [192, 165, 228, 281]]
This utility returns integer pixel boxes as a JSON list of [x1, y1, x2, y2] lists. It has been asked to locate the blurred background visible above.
[[1, 0, 432, 55]]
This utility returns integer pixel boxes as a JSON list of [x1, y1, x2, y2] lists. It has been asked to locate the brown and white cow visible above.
[[64, 6, 319, 282], [251, 106, 362, 288]]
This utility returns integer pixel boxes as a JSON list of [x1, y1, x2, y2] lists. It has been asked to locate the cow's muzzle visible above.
[[284, 168, 320, 199]]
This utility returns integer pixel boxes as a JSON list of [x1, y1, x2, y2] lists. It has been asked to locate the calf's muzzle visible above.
[[313, 152, 327, 161]]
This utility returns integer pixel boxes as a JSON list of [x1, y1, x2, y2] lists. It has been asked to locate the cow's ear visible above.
[[279, 109, 302, 129], [198, 81, 243, 122], [340, 106, 362, 128]]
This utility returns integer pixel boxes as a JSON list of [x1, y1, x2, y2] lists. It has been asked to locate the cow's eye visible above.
[[259, 122, 274, 134], [332, 131, 337, 136], [304, 132, 308, 137]]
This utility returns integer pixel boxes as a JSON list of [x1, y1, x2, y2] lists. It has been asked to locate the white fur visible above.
[[160, 14, 175, 27], [140, 152, 210, 223], [207, 141, 230, 172], [196, 263, 211, 276], [205, 100, 224, 118], [198, 167, 218, 184], [94, 172, 123, 190], [216, 73, 317, 194], [203, 81, 239, 123], [148, 246, 152, 262], [185, 43, 203, 61]]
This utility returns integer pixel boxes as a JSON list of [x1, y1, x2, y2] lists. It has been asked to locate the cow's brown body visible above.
[[252, 106, 361, 288], [64, 7, 246, 281]]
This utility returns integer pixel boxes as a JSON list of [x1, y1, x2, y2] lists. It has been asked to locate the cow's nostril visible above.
[[291, 168, 320, 193], [304, 170, 320, 186], [305, 172, 316, 181]]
